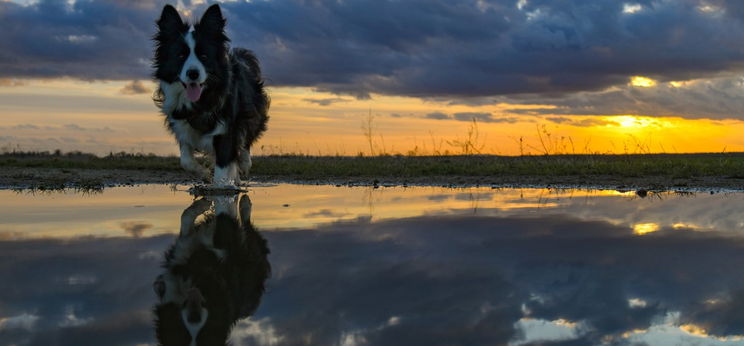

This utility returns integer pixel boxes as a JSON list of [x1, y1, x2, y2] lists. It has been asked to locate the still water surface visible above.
[[1, 184, 744, 345]]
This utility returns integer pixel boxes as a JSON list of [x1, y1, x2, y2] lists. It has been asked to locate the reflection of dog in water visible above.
[[153, 195, 270, 345]]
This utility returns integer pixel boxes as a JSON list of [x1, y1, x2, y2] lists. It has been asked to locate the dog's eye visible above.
[[199, 54, 207, 60]]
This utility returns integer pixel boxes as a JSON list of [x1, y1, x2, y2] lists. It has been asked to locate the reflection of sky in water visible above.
[[1, 185, 744, 345], [2, 185, 744, 238]]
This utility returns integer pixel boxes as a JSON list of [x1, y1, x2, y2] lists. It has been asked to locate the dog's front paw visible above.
[[239, 161, 252, 179], [239, 150, 252, 179], [213, 164, 240, 187]]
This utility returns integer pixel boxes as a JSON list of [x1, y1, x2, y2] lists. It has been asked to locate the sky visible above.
[[2, 0, 744, 155]]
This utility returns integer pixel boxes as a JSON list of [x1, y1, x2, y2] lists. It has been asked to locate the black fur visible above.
[[153, 4, 269, 176], [153, 196, 271, 345]]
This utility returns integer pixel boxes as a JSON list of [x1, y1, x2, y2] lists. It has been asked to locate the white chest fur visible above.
[[160, 80, 192, 115], [160, 81, 226, 153], [171, 118, 227, 153]]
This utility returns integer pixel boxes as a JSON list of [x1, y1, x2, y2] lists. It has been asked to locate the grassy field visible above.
[[3, 151, 744, 180]]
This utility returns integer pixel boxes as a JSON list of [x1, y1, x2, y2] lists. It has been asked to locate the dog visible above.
[[153, 195, 271, 345], [153, 4, 269, 186]]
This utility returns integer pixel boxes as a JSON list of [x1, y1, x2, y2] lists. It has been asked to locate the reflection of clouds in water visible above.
[[3, 199, 744, 344], [511, 317, 589, 345], [0, 313, 39, 331], [533, 192, 744, 234], [454, 192, 494, 201], [302, 209, 351, 218], [5, 186, 744, 239], [255, 214, 744, 345], [0, 235, 169, 345], [119, 221, 153, 238]]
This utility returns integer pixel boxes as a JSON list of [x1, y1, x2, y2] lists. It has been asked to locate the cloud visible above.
[[453, 112, 520, 123], [0, 0, 160, 80], [9, 124, 41, 130], [0, 235, 169, 346], [425, 111, 521, 123], [249, 213, 744, 345], [3, 0, 744, 108], [545, 117, 619, 127], [221, 0, 744, 100], [119, 80, 151, 95], [498, 76, 744, 119], [0, 78, 25, 87], [63, 124, 114, 133], [302, 97, 350, 106], [424, 112, 451, 120]]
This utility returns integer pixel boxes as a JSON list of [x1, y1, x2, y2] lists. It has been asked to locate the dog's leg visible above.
[[180, 198, 211, 237], [212, 133, 240, 187], [179, 144, 209, 180], [212, 195, 239, 218], [239, 148, 253, 178], [239, 194, 252, 226]]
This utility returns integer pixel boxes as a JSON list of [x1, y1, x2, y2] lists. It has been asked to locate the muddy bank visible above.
[[1, 167, 743, 192]]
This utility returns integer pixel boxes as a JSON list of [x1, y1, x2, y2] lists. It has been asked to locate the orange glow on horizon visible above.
[[1, 79, 744, 156]]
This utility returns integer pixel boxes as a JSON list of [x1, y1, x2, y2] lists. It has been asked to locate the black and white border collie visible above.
[[153, 195, 271, 345], [153, 4, 269, 186]]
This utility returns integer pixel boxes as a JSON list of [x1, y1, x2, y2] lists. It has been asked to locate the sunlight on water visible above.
[[2, 184, 743, 239]]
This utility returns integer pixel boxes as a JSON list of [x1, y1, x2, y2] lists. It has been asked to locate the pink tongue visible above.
[[185, 84, 202, 102]]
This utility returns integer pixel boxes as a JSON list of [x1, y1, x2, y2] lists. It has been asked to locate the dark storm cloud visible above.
[[0, 0, 164, 80], [494, 75, 744, 119], [5, 0, 744, 105], [221, 0, 744, 98]]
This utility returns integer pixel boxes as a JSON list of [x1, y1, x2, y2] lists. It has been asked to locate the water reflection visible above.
[[1, 185, 744, 345], [153, 195, 270, 345]]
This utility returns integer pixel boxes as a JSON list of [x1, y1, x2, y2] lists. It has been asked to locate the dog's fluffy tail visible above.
[[230, 47, 270, 147], [231, 48, 263, 83]]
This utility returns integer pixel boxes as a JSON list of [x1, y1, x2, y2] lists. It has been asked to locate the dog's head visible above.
[[153, 4, 229, 103], [153, 274, 232, 346]]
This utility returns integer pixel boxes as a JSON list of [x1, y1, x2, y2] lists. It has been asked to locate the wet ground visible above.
[[1, 184, 744, 345], [3, 166, 744, 192]]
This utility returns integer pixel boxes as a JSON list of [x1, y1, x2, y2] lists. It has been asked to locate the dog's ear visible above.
[[158, 5, 184, 32], [199, 4, 226, 34]]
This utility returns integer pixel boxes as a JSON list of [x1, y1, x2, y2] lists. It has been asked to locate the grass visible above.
[[249, 154, 744, 179], [3, 150, 744, 181], [0, 151, 182, 171]]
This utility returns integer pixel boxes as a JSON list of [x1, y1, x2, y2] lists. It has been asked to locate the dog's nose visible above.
[[187, 69, 199, 81]]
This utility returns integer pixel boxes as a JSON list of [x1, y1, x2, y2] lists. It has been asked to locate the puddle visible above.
[[1, 184, 744, 345]]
